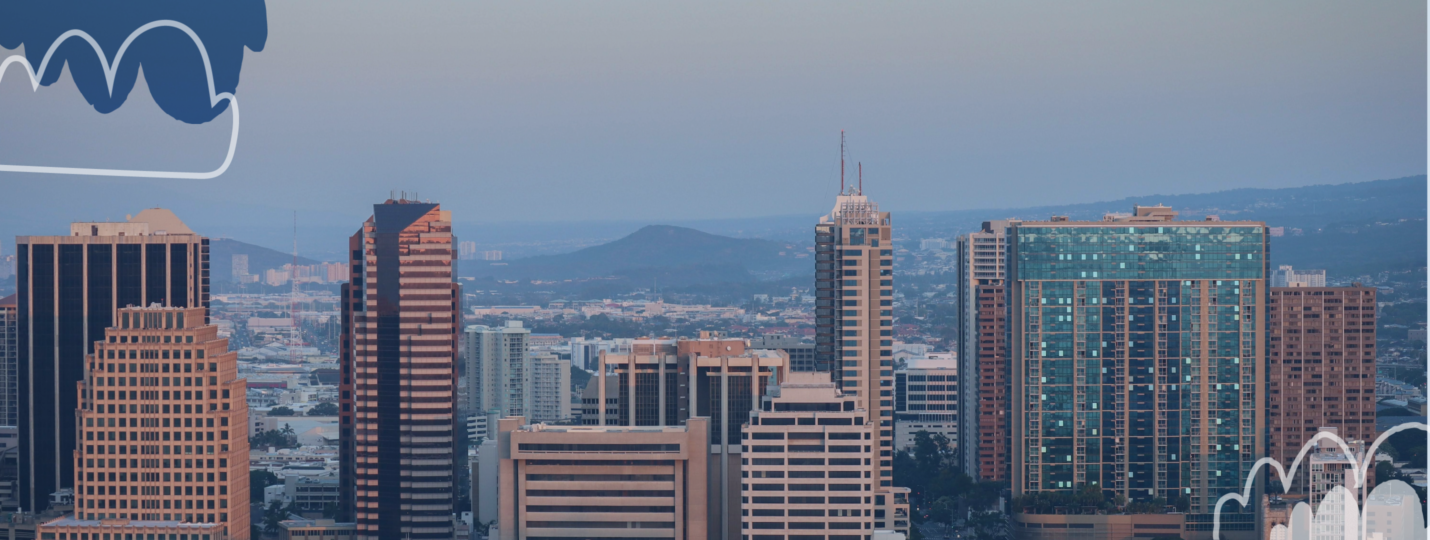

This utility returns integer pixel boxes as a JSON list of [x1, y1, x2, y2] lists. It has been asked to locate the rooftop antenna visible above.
[[858, 162, 862, 195], [840, 130, 846, 195]]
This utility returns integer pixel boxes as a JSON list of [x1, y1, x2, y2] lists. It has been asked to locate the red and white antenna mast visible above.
[[858, 162, 862, 195], [290, 211, 300, 363]]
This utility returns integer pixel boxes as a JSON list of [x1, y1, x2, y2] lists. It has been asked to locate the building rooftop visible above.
[[0, 294, 15, 308], [42, 515, 221, 529]]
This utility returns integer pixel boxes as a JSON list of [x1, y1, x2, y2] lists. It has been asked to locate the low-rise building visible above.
[[493, 417, 709, 540], [894, 354, 958, 452]]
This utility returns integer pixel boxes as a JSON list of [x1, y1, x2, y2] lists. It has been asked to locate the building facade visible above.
[[16, 209, 210, 512], [464, 322, 530, 419], [893, 354, 958, 452], [1270, 266, 1326, 288], [338, 199, 460, 540], [814, 188, 895, 491], [1008, 206, 1267, 534], [956, 219, 1015, 481], [0, 295, 15, 428], [741, 371, 910, 538], [1267, 286, 1377, 470], [38, 305, 248, 540], [494, 417, 710, 540], [748, 336, 816, 373]]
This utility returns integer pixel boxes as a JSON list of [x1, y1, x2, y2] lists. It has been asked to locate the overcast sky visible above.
[[0, 1, 1424, 242]]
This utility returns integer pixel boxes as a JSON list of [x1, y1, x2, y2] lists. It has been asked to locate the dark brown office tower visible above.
[[339, 198, 460, 540], [16, 209, 208, 512], [1267, 286, 1377, 468], [974, 283, 1010, 481]]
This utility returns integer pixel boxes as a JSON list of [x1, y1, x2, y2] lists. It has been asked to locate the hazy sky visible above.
[[0, 1, 1424, 240]]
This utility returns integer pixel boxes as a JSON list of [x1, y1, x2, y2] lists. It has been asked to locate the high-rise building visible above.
[[529, 353, 571, 423], [893, 353, 958, 452], [16, 209, 209, 512], [457, 241, 476, 260], [0, 294, 16, 428], [740, 371, 910, 537], [464, 321, 530, 419], [1007, 206, 1267, 532], [570, 337, 631, 372], [1271, 266, 1327, 288], [492, 416, 710, 540], [338, 198, 459, 540], [37, 305, 249, 539], [1267, 286, 1377, 469], [956, 219, 1015, 481], [230, 254, 248, 282], [749, 335, 816, 372], [814, 185, 895, 489]]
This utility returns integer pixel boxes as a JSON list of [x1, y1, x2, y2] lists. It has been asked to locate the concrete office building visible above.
[[493, 416, 710, 540], [530, 353, 571, 423], [956, 219, 1015, 481], [1267, 286, 1377, 472], [1007, 206, 1268, 535], [16, 209, 210, 512], [464, 322, 531, 419], [741, 371, 910, 538], [578, 374, 618, 426], [893, 354, 958, 452], [37, 305, 249, 539], [1271, 266, 1326, 288], [814, 185, 895, 490], [0, 295, 15, 428], [748, 336, 816, 373], [338, 198, 460, 540]]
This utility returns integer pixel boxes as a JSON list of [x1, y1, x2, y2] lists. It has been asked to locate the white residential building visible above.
[[464, 321, 531, 418], [894, 353, 958, 451]]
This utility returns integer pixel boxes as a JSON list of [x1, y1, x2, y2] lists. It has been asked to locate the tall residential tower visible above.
[[1008, 206, 1267, 534], [955, 219, 1015, 481], [339, 198, 460, 540]]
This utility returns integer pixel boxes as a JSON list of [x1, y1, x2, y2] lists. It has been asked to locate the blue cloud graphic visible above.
[[0, 0, 266, 124]]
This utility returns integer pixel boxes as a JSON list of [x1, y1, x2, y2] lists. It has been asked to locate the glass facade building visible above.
[[1008, 207, 1267, 530]]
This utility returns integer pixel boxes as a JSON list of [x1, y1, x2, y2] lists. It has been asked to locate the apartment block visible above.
[[494, 416, 709, 540], [38, 305, 248, 540], [338, 198, 460, 540], [956, 219, 1015, 481], [1267, 286, 1377, 471], [1008, 206, 1267, 534], [893, 354, 957, 452], [465, 321, 531, 419], [16, 209, 210, 512], [741, 371, 909, 538], [530, 353, 571, 423]]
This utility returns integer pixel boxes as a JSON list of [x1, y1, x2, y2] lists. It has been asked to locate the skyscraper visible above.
[[1007, 206, 1267, 532], [814, 184, 895, 488], [956, 220, 1015, 481], [463, 321, 530, 419], [16, 209, 209, 512], [38, 305, 249, 539], [338, 198, 460, 540], [1267, 285, 1377, 470]]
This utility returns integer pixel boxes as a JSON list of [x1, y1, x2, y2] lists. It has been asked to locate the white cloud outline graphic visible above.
[[1211, 421, 1427, 540], [0, 20, 239, 179]]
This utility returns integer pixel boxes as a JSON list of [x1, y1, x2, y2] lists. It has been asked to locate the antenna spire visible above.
[[840, 130, 846, 195], [858, 162, 862, 195]]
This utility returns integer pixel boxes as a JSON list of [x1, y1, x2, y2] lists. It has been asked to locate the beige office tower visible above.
[[38, 305, 248, 540], [494, 416, 710, 540], [17, 209, 209, 512], [814, 186, 897, 493], [741, 371, 909, 539]]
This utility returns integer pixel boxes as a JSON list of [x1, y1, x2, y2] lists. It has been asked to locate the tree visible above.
[[930, 496, 956, 529], [322, 502, 339, 519], [250, 425, 299, 450], [268, 406, 296, 416], [1377, 461, 1396, 485], [251, 470, 280, 503], [307, 402, 339, 416]]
